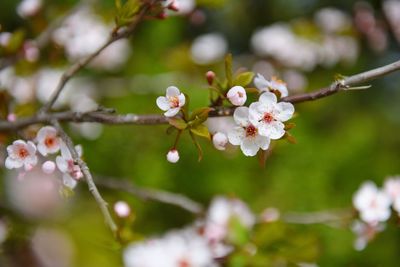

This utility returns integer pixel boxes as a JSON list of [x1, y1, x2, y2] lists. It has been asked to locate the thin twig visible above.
[[97, 178, 204, 215], [39, 1, 157, 113], [0, 0, 92, 71], [282, 209, 354, 227], [51, 120, 118, 235]]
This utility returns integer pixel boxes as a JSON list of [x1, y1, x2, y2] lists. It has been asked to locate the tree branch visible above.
[[51, 120, 118, 235], [97, 177, 204, 215]]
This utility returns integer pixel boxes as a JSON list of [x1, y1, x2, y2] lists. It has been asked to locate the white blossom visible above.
[[124, 228, 218, 267], [17, 0, 42, 18], [190, 33, 227, 65], [228, 107, 270, 156], [204, 196, 255, 244], [249, 92, 294, 140], [156, 86, 186, 117], [353, 181, 391, 225], [167, 149, 180, 163], [227, 86, 247, 106], [351, 220, 385, 251], [36, 126, 61, 156], [5, 140, 38, 171], [212, 132, 228, 151], [383, 176, 400, 201], [254, 74, 289, 97], [56, 143, 83, 189]]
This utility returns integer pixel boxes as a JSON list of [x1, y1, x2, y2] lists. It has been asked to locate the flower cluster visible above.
[[4, 126, 83, 189], [123, 196, 255, 267], [227, 91, 294, 156], [155, 74, 295, 160], [352, 176, 400, 250]]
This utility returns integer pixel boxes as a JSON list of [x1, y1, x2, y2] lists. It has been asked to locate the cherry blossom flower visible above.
[[228, 107, 270, 156], [383, 176, 400, 201], [167, 149, 180, 163], [204, 196, 255, 244], [353, 181, 391, 225], [227, 86, 247, 106], [249, 92, 294, 140], [56, 143, 83, 189], [156, 86, 186, 117], [124, 228, 218, 267], [5, 140, 38, 171], [36, 126, 61, 156], [254, 73, 289, 97], [351, 220, 385, 251], [212, 132, 228, 151]]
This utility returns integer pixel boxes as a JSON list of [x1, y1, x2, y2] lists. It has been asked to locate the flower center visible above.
[[245, 124, 257, 138], [45, 137, 56, 148], [169, 96, 180, 108], [262, 112, 274, 123], [237, 91, 244, 98], [179, 259, 190, 267], [18, 147, 29, 159]]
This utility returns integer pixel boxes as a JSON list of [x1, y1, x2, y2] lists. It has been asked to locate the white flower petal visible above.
[[5, 157, 23, 169], [178, 93, 186, 107], [259, 91, 277, 106], [240, 138, 259, 156], [37, 143, 48, 156], [63, 173, 77, 189], [259, 121, 285, 139], [233, 107, 250, 127], [166, 86, 180, 97], [256, 135, 270, 150], [164, 107, 180, 117], [156, 96, 170, 111], [228, 127, 245, 146], [275, 102, 295, 122], [56, 156, 68, 173], [254, 73, 269, 90]]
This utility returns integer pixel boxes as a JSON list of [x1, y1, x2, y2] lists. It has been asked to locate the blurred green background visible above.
[[1, 0, 400, 266]]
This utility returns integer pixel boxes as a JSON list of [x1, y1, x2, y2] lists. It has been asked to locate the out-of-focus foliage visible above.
[[1, 0, 400, 266]]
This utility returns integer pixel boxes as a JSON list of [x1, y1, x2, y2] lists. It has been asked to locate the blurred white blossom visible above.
[[191, 33, 227, 65], [17, 0, 42, 18]]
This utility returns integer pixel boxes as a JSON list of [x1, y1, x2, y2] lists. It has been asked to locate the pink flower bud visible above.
[[42, 161, 56, 174], [114, 201, 131, 218], [206, 71, 216, 85], [7, 113, 16, 122], [212, 132, 228, 151], [227, 86, 247, 106], [167, 149, 179, 163]]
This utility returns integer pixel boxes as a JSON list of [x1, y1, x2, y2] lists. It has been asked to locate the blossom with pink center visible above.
[[36, 126, 61, 156], [228, 107, 270, 156], [56, 142, 83, 189], [124, 228, 218, 267], [249, 92, 294, 140], [226, 86, 247, 106], [254, 73, 289, 97], [5, 140, 38, 171], [353, 181, 391, 225], [156, 86, 186, 117]]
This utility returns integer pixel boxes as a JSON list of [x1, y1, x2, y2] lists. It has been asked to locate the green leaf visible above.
[[189, 132, 203, 161], [225, 53, 233, 88], [234, 72, 255, 87], [115, 0, 140, 27], [5, 30, 25, 53], [227, 217, 250, 246], [189, 107, 214, 126], [168, 118, 187, 130], [189, 124, 210, 140]]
